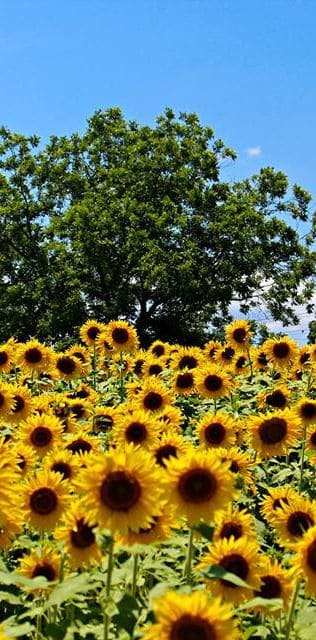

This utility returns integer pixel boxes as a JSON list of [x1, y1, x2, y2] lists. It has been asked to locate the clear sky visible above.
[[1, 0, 316, 340]]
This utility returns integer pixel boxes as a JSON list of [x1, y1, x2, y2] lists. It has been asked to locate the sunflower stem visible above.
[[131, 552, 139, 597], [299, 423, 307, 493], [119, 352, 125, 401], [103, 538, 114, 640], [285, 581, 300, 640], [92, 343, 97, 390], [213, 399, 217, 414], [246, 346, 253, 381], [183, 527, 195, 585]]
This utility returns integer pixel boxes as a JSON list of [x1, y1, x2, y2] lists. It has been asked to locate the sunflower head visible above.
[[104, 320, 139, 353], [23, 469, 70, 531], [79, 320, 106, 346], [18, 544, 61, 591], [248, 409, 300, 458], [195, 411, 236, 449], [263, 337, 299, 369], [195, 364, 235, 400], [225, 320, 252, 350]]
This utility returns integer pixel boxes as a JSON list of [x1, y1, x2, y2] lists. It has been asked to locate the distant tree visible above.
[[0, 108, 315, 345], [308, 320, 316, 344]]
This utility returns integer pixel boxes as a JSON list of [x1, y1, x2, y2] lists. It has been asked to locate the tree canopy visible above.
[[0, 107, 315, 345]]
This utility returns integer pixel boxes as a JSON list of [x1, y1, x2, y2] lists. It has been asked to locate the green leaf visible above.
[[201, 564, 252, 588], [44, 574, 95, 608], [193, 522, 215, 541], [239, 596, 283, 611]]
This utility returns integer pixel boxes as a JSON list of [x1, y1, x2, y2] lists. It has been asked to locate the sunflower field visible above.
[[1, 318, 316, 640]]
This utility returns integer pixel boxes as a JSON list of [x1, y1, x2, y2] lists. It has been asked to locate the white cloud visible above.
[[246, 145, 262, 157]]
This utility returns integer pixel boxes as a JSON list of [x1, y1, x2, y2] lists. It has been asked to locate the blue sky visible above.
[[1, 0, 316, 339]]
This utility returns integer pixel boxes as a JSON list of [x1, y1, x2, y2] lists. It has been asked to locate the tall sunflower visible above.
[[54, 499, 102, 569], [295, 397, 316, 426], [74, 445, 165, 536], [225, 319, 252, 351], [16, 340, 52, 374], [22, 469, 70, 531], [262, 337, 299, 369], [247, 409, 300, 458], [18, 413, 64, 457], [148, 340, 170, 359], [165, 449, 235, 526], [195, 364, 235, 400], [79, 320, 106, 347], [104, 320, 139, 353], [141, 590, 239, 640], [169, 346, 203, 372], [195, 411, 236, 449]]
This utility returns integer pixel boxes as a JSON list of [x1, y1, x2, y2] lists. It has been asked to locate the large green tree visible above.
[[0, 108, 315, 345]]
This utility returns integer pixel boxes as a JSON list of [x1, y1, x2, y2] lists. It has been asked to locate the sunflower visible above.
[[11, 443, 38, 477], [169, 346, 203, 371], [0, 510, 24, 550], [0, 342, 14, 374], [153, 431, 190, 468], [225, 320, 252, 351], [306, 425, 316, 452], [134, 378, 172, 415], [54, 353, 85, 381], [0, 383, 16, 419], [18, 413, 64, 457], [104, 320, 139, 353], [143, 356, 166, 378], [217, 447, 255, 490], [263, 336, 299, 369], [66, 343, 92, 367], [92, 405, 119, 434], [156, 405, 184, 433], [172, 369, 196, 396], [112, 408, 161, 450], [64, 430, 98, 457], [251, 556, 294, 613], [295, 397, 316, 426], [203, 339, 222, 361], [43, 448, 81, 483], [17, 339, 54, 374], [117, 506, 178, 547], [272, 495, 316, 546], [256, 384, 290, 411], [129, 349, 147, 378], [195, 364, 235, 400], [199, 536, 261, 603], [54, 499, 102, 569], [260, 485, 298, 525], [141, 590, 239, 640], [215, 344, 236, 367], [165, 449, 235, 526], [251, 346, 270, 372], [79, 320, 106, 347], [214, 506, 256, 542], [23, 469, 70, 531], [148, 340, 170, 359], [74, 445, 165, 536], [233, 354, 251, 376], [0, 449, 23, 512], [195, 411, 236, 449], [17, 543, 61, 589], [7, 384, 34, 424], [247, 409, 300, 458], [296, 346, 312, 370], [293, 525, 316, 597]]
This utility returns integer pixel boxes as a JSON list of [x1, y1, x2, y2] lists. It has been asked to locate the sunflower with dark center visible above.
[[74, 445, 164, 535], [296, 397, 316, 425], [20, 413, 63, 457], [256, 385, 290, 410], [18, 544, 60, 591], [172, 369, 196, 396], [214, 506, 256, 543], [215, 345, 236, 366], [23, 469, 69, 531], [7, 385, 33, 423], [225, 320, 252, 350], [248, 409, 300, 458], [165, 449, 235, 526], [251, 557, 293, 613], [104, 320, 139, 353], [263, 336, 299, 368], [135, 379, 171, 414], [199, 536, 261, 603], [251, 346, 269, 371], [271, 496, 316, 546], [79, 320, 106, 346], [65, 431, 96, 456], [144, 358, 165, 377], [44, 448, 80, 482], [0, 383, 16, 418], [260, 485, 298, 525], [0, 342, 13, 374], [54, 499, 102, 568], [195, 364, 235, 400], [203, 340, 222, 361], [218, 446, 255, 490], [141, 590, 239, 640], [55, 354, 84, 380], [293, 525, 316, 597], [170, 346, 203, 371], [12, 443, 37, 477], [113, 409, 160, 450], [154, 431, 189, 468], [196, 411, 236, 449], [118, 507, 178, 546], [149, 340, 170, 359], [16, 339, 52, 373]]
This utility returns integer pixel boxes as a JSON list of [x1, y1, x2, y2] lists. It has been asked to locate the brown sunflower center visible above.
[[12, 395, 25, 413], [272, 497, 289, 510], [87, 326, 100, 340], [170, 614, 216, 640], [236, 356, 247, 369], [57, 356, 76, 375], [100, 471, 141, 511], [112, 327, 129, 344], [71, 351, 86, 363], [220, 522, 243, 540], [204, 423, 226, 445], [70, 403, 85, 419], [155, 444, 178, 467], [30, 488, 58, 515], [257, 352, 268, 366], [307, 540, 316, 572], [0, 351, 8, 365], [256, 575, 282, 599], [51, 462, 72, 479], [0, 392, 5, 408], [287, 511, 314, 537], [258, 417, 287, 444], [221, 347, 235, 361], [66, 438, 92, 454], [310, 432, 316, 446], [71, 518, 95, 548], [273, 342, 290, 359], [32, 563, 57, 581], [126, 422, 147, 444], [266, 390, 287, 408], [176, 372, 194, 389], [204, 375, 223, 392], [143, 391, 163, 411], [30, 426, 53, 448], [219, 553, 249, 587], [149, 364, 163, 376], [152, 345, 165, 357], [25, 347, 43, 364], [300, 352, 310, 364], [179, 356, 198, 370], [229, 460, 240, 473], [301, 403, 316, 419], [178, 468, 218, 503], [133, 359, 145, 375], [233, 328, 247, 344], [17, 455, 26, 470]]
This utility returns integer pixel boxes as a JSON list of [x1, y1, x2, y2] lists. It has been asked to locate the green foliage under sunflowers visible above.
[[1, 319, 316, 638]]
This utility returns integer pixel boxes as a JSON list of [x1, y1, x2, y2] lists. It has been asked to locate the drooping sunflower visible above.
[[247, 409, 300, 458], [0, 383, 16, 419], [260, 485, 298, 525], [293, 525, 316, 597], [54, 353, 85, 381], [43, 448, 81, 483], [79, 320, 106, 347], [117, 505, 178, 547], [17, 543, 61, 589], [165, 449, 235, 526], [153, 431, 190, 468], [0, 342, 14, 374], [23, 469, 70, 531], [74, 445, 165, 535], [134, 378, 172, 415], [251, 556, 294, 613], [199, 536, 261, 603], [112, 408, 161, 450], [262, 336, 299, 369], [271, 495, 316, 546], [54, 499, 102, 569], [295, 397, 316, 426], [225, 319, 253, 351], [203, 339, 222, 362], [18, 413, 64, 457], [140, 590, 239, 640], [16, 339, 52, 374], [195, 364, 235, 400], [172, 369, 196, 396], [256, 384, 290, 411], [104, 320, 139, 353], [213, 506, 256, 542], [195, 411, 236, 449]]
